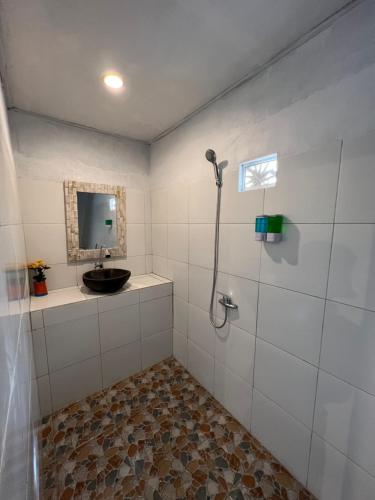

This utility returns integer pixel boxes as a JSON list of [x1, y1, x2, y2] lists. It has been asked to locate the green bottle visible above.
[[266, 215, 283, 242]]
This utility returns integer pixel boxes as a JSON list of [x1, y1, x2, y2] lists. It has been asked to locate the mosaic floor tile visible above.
[[39, 358, 315, 499]]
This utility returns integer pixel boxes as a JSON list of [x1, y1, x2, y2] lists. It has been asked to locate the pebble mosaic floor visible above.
[[39, 357, 315, 499]]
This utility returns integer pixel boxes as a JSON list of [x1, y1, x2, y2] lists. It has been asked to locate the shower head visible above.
[[205, 149, 217, 164], [205, 149, 222, 187]]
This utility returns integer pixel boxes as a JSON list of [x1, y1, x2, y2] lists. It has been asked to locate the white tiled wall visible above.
[[151, 134, 375, 490], [149, 2, 375, 495], [9, 109, 152, 291], [32, 281, 172, 415], [0, 86, 39, 497], [18, 178, 151, 291]]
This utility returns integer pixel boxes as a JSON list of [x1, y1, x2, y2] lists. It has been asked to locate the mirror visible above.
[[77, 192, 117, 249], [64, 181, 126, 262]]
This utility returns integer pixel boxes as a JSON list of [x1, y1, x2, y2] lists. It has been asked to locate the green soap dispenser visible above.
[[266, 215, 283, 242]]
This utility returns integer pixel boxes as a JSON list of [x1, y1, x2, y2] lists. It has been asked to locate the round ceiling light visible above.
[[103, 73, 124, 90]]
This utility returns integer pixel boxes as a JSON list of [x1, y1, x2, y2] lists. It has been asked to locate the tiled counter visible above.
[[31, 274, 173, 416]]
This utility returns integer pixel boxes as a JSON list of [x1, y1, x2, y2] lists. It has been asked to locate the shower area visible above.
[[1, 0, 375, 499]]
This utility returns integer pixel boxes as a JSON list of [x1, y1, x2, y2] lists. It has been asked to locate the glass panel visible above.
[[239, 153, 278, 191]]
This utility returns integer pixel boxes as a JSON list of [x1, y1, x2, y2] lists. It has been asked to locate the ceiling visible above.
[[0, 0, 352, 142]]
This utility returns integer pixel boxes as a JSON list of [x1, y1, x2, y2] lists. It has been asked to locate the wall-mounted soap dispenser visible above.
[[255, 214, 283, 242], [255, 215, 268, 241], [266, 215, 283, 242]]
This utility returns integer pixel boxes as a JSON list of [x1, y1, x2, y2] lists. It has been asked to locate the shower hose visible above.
[[209, 183, 228, 329]]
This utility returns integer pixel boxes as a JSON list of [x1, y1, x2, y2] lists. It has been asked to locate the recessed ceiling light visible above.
[[103, 73, 124, 90]]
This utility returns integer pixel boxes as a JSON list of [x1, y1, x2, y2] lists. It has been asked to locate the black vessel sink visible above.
[[83, 268, 131, 293]]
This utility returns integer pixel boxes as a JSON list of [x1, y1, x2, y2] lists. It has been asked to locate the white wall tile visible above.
[[76, 262, 97, 286], [45, 315, 100, 371], [166, 259, 188, 300], [321, 301, 375, 395], [126, 189, 145, 223], [215, 324, 255, 384], [264, 142, 341, 223], [151, 189, 168, 223], [188, 303, 215, 356], [145, 224, 152, 254], [43, 299, 97, 326], [111, 256, 146, 276], [144, 191, 151, 223], [251, 389, 311, 485], [189, 179, 217, 223], [260, 223, 333, 297], [140, 282, 172, 302], [152, 255, 168, 277], [167, 224, 188, 262], [335, 131, 375, 223], [173, 329, 187, 367], [98, 289, 139, 313], [327, 224, 375, 311], [145, 254, 153, 273], [174, 296, 188, 335], [308, 434, 375, 500], [152, 224, 167, 257], [189, 224, 214, 269], [221, 170, 264, 223], [18, 178, 65, 224], [31, 328, 48, 377], [50, 356, 102, 410], [214, 361, 252, 429], [142, 329, 173, 369], [216, 272, 258, 334], [30, 310, 43, 330], [99, 304, 140, 352], [168, 184, 188, 223], [258, 284, 324, 365], [187, 340, 214, 393], [45, 263, 77, 291], [101, 342, 141, 387], [254, 339, 318, 428], [36, 375, 52, 417], [140, 295, 173, 338], [314, 370, 375, 476], [127, 224, 146, 256], [219, 224, 260, 281], [24, 223, 67, 264], [188, 264, 213, 312]]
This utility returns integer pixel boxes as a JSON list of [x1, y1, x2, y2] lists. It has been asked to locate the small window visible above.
[[238, 153, 278, 192]]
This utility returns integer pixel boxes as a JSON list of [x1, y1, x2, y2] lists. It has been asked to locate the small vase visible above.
[[34, 280, 48, 297]]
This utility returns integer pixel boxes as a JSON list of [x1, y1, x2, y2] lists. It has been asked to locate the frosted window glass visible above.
[[239, 154, 278, 191]]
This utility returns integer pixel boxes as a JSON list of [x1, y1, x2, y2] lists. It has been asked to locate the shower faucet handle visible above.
[[218, 295, 238, 310]]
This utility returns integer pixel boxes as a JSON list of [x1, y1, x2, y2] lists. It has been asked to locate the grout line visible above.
[[186, 186, 191, 370], [185, 259, 375, 314], [253, 386, 312, 431], [306, 139, 344, 485], [249, 187, 265, 432], [317, 365, 375, 400], [256, 334, 318, 368], [95, 300, 105, 390], [39, 310, 54, 413], [311, 430, 375, 481]]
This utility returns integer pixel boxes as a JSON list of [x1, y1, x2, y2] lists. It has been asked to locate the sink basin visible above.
[[83, 268, 131, 293]]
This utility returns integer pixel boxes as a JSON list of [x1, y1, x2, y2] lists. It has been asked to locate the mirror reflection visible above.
[[77, 192, 117, 249]]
